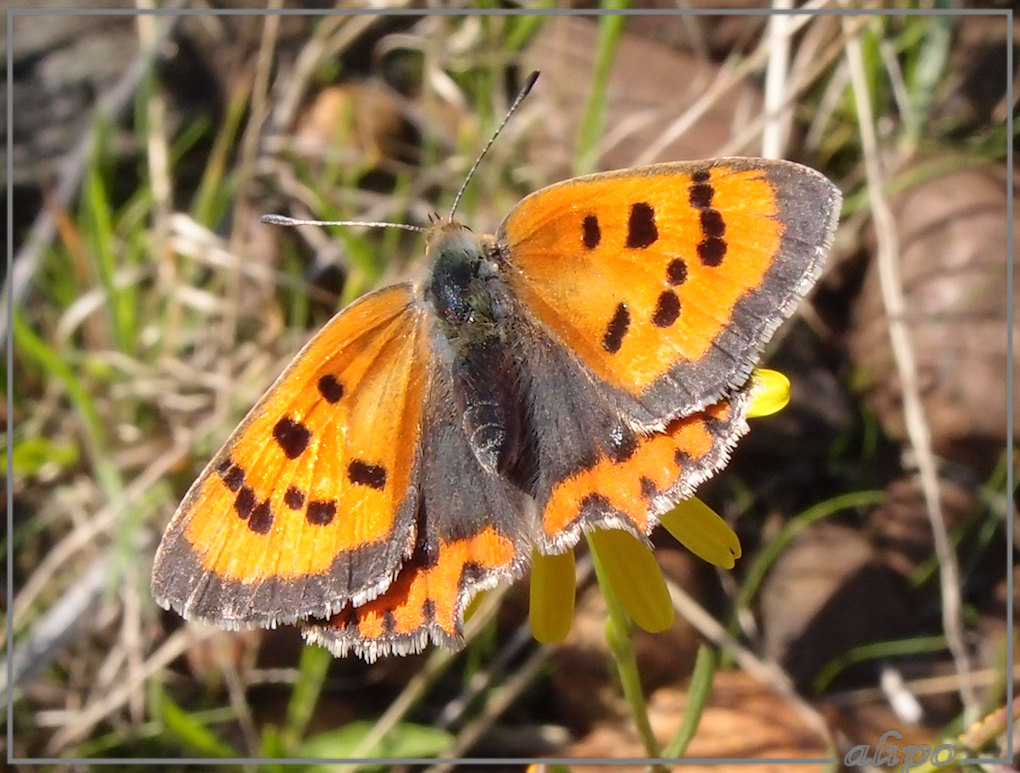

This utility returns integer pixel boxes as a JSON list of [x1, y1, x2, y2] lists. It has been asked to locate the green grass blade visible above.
[[282, 643, 333, 749], [734, 490, 887, 620], [12, 307, 122, 502], [155, 686, 240, 758], [813, 634, 948, 693], [83, 126, 134, 352], [573, 0, 629, 175]]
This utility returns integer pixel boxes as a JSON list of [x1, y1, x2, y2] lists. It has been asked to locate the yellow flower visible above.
[[747, 368, 790, 417], [588, 529, 675, 632], [529, 548, 576, 643], [659, 498, 742, 569]]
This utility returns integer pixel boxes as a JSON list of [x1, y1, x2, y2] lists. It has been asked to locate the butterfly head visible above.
[[424, 220, 503, 340]]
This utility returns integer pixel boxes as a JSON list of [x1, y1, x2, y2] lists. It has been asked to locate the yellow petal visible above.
[[588, 530, 674, 633], [660, 498, 742, 569], [529, 549, 576, 644], [464, 590, 486, 622], [748, 369, 790, 417]]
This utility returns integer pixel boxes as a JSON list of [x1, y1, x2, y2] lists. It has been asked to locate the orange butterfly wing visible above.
[[498, 158, 841, 421], [152, 284, 432, 627]]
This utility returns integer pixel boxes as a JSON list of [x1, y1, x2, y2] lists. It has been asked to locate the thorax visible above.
[[423, 221, 508, 347]]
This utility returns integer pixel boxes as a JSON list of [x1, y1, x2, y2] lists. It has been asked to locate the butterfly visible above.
[[152, 81, 841, 662]]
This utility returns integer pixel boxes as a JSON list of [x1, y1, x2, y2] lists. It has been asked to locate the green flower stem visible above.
[[662, 644, 717, 758], [587, 534, 666, 769]]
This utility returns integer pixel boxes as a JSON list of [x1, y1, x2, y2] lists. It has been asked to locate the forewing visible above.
[[152, 284, 432, 628], [499, 158, 840, 421]]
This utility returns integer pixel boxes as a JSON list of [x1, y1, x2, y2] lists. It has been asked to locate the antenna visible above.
[[447, 70, 540, 220], [261, 70, 540, 233], [260, 214, 426, 233]]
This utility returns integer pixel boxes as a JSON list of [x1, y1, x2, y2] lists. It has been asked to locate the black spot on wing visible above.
[[582, 214, 601, 249], [248, 500, 274, 534], [273, 417, 312, 459], [626, 202, 658, 248], [306, 499, 337, 525], [235, 486, 256, 519], [348, 460, 387, 490], [602, 303, 630, 354], [317, 374, 344, 403], [652, 290, 681, 327], [700, 209, 725, 238], [284, 486, 305, 510], [219, 461, 245, 492], [698, 236, 727, 267], [687, 169, 727, 267], [689, 168, 714, 208], [667, 258, 688, 285]]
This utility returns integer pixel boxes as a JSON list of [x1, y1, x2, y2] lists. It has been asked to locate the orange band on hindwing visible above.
[[304, 526, 518, 659]]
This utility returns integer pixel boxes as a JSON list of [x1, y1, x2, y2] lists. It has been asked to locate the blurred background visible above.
[[5, 3, 1015, 768]]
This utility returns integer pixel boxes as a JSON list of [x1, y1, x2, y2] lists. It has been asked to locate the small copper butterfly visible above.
[[152, 73, 841, 661]]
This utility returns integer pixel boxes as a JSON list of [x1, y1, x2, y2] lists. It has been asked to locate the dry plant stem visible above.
[[352, 584, 568, 763], [588, 537, 666, 768], [762, 0, 794, 159], [721, 15, 869, 159], [137, 6, 173, 239], [633, 0, 832, 166], [804, 51, 851, 154], [340, 648, 454, 767], [438, 643, 556, 766], [13, 417, 204, 625], [168, 214, 289, 290], [906, 704, 1020, 773], [791, 10, 840, 154], [4, 559, 107, 693], [269, 13, 402, 131], [218, 637, 261, 757], [666, 578, 832, 743], [435, 614, 546, 731], [841, 16, 977, 717], [132, 8, 172, 728], [122, 562, 145, 725], [47, 625, 219, 753], [218, 8, 282, 400], [10, 422, 210, 705], [822, 664, 1020, 710], [136, 8, 182, 368], [959, 701, 1020, 753], [332, 649, 456, 772], [343, 587, 508, 761]]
